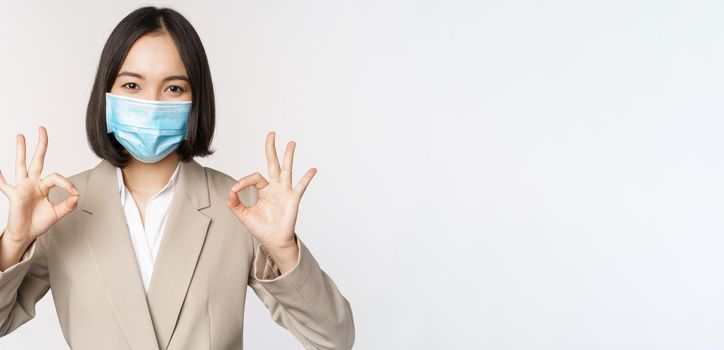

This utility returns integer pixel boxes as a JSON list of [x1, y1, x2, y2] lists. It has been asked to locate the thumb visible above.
[[53, 195, 79, 221], [227, 190, 249, 218]]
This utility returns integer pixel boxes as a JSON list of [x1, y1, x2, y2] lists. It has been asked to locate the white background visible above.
[[1, 0, 724, 349]]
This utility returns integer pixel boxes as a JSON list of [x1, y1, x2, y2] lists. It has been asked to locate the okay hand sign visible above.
[[226, 131, 317, 253], [0, 127, 79, 247]]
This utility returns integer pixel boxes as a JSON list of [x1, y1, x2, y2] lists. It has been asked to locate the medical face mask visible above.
[[105, 92, 191, 163]]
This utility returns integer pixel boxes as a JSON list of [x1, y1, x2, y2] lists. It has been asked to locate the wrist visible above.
[[1, 228, 32, 248], [0, 230, 33, 271], [262, 239, 300, 274]]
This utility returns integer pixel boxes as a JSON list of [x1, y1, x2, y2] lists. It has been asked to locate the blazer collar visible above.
[[116, 160, 181, 208], [81, 158, 209, 214], [80, 158, 212, 350]]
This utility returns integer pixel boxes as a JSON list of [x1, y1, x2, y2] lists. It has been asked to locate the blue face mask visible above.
[[105, 92, 192, 163]]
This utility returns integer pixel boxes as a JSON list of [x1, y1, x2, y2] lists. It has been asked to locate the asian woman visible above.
[[0, 6, 354, 350]]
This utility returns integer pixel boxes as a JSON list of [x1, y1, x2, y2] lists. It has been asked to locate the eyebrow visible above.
[[117, 71, 190, 83]]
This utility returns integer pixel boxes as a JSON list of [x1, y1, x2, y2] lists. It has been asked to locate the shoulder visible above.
[[200, 163, 258, 207], [202, 165, 237, 188], [47, 167, 95, 206]]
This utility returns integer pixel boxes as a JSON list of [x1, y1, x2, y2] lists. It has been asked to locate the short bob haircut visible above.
[[86, 6, 215, 168]]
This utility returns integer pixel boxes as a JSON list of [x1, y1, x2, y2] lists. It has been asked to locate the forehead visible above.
[[118, 32, 187, 78]]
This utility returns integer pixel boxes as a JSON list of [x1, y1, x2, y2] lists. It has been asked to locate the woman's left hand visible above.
[[226, 131, 317, 273]]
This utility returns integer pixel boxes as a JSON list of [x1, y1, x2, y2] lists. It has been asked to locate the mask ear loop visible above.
[[103, 94, 130, 158], [182, 106, 192, 141], [105, 93, 113, 134]]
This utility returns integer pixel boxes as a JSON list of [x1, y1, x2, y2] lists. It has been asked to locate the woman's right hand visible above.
[[0, 126, 80, 249]]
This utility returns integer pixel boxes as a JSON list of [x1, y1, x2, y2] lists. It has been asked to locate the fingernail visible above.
[[73, 188, 79, 195]]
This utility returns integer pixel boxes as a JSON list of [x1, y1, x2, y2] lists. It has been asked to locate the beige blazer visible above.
[[0, 159, 355, 349]]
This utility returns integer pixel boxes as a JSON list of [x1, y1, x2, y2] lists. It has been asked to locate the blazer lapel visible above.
[[80, 159, 160, 350], [145, 159, 211, 350]]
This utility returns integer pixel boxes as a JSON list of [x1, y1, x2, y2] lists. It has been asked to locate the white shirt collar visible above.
[[116, 161, 182, 205]]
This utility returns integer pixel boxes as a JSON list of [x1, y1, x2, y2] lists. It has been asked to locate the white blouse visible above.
[[115, 162, 181, 294]]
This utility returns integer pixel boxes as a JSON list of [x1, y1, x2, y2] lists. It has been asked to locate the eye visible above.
[[121, 82, 139, 90], [166, 85, 186, 94]]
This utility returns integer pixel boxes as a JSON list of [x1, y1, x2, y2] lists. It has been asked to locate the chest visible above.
[[123, 189, 173, 229]]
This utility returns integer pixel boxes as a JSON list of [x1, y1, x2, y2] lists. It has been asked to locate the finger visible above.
[[15, 134, 27, 182], [53, 194, 79, 221], [0, 169, 11, 194], [265, 131, 281, 182], [29, 126, 48, 178], [226, 190, 248, 216], [281, 140, 296, 186], [40, 173, 79, 196], [231, 172, 269, 193], [294, 168, 317, 198]]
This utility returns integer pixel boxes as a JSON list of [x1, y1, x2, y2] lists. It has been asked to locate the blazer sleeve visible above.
[[0, 229, 51, 337], [247, 232, 355, 350]]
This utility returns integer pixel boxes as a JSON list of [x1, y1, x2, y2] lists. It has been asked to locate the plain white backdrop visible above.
[[1, 0, 724, 349]]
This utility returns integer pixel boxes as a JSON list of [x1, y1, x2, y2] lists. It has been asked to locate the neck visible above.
[[120, 152, 180, 196]]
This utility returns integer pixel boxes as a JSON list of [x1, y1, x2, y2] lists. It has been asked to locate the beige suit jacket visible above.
[[0, 159, 355, 349]]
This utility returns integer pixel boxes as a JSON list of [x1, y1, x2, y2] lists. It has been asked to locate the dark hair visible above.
[[86, 6, 215, 167]]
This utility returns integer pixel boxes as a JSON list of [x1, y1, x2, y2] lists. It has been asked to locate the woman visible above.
[[0, 6, 354, 350]]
